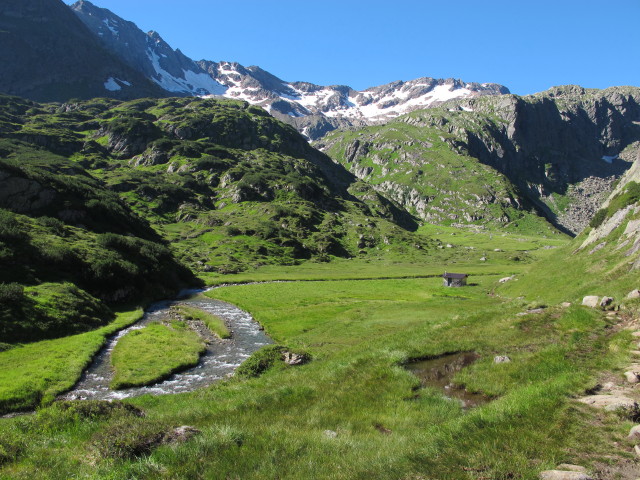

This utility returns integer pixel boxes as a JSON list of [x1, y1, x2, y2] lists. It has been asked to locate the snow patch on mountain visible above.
[[147, 49, 226, 96], [104, 77, 121, 91], [102, 18, 118, 36]]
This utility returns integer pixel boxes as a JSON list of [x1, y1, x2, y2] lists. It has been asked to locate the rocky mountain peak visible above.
[[71, 1, 226, 97], [0, 0, 165, 101], [68, 1, 510, 139]]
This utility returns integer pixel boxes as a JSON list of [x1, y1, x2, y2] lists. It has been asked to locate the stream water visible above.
[[59, 288, 272, 401]]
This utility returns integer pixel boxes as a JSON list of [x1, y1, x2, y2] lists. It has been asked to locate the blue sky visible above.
[[66, 0, 639, 95]]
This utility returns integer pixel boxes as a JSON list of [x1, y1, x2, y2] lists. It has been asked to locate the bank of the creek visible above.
[[405, 352, 489, 408], [60, 288, 272, 401]]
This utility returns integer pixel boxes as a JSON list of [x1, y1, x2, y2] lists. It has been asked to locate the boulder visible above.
[[624, 371, 640, 383], [600, 382, 616, 391], [582, 296, 599, 308], [499, 275, 515, 283], [560, 302, 572, 308], [556, 465, 587, 473], [282, 351, 310, 366], [627, 289, 640, 299], [163, 426, 200, 444], [628, 424, 640, 440], [635, 445, 640, 457], [494, 355, 511, 364], [323, 430, 338, 438], [539, 470, 592, 480], [599, 296, 614, 308]]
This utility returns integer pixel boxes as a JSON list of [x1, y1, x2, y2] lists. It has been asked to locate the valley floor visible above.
[[0, 231, 638, 479]]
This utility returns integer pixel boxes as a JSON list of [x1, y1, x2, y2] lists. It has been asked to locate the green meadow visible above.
[[1, 233, 637, 478], [0, 309, 143, 413]]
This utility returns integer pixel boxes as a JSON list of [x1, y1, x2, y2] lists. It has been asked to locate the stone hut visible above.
[[442, 272, 468, 287]]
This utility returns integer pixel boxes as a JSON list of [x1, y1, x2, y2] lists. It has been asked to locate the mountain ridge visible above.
[[70, 0, 509, 138], [0, 0, 166, 102], [318, 85, 640, 234]]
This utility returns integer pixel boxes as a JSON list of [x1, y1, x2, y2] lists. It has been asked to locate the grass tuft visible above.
[[174, 305, 231, 339]]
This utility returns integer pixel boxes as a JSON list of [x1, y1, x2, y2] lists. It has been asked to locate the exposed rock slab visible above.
[[582, 296, 599, 308], [577, 394, 637, 411], [539, 470, 592, 480]]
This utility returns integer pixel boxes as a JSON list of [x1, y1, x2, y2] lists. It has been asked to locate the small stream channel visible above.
[[59, 288, 272, 401], [404, 352, 489, 408]]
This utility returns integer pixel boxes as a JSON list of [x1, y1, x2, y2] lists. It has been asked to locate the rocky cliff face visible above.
[[71, 1, 226, 97], [437, 86, 640, 233], [320, 86, 640, 234], [0, 0, 165, 102]]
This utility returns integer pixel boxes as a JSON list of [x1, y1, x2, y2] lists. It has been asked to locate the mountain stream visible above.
[[59, 288, 272, 401]]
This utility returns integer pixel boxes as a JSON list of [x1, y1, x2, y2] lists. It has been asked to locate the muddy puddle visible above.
[[59, 288, 272, 401], [405, 352, 489, 408]]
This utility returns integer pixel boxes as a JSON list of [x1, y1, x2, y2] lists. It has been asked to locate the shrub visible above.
[[36, 216, 66, 236], [0, 435, 23, 466], [589, 208, 607, 229], [92, 418, 168, 459], [0, 282, 24, 303], [0, 209, 24, 241], [235, 345, 286, 378]]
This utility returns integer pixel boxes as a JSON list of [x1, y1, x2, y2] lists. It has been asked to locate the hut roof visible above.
[[442, 272, 468, 279]]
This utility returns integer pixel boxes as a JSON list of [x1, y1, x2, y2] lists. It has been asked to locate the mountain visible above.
[[198, 60, 509, 139], [70, 1, 509, 139], [318, 86, 640, 234], [0, 0, 166, 102], [0, 92, 443, 341], [70, 0, 226, 97]]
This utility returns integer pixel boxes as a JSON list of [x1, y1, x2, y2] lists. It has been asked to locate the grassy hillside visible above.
[[318, 86, 640, 235]]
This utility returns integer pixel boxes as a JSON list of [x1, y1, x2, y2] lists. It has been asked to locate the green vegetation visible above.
[[0, 89, 638, 478], [174, 305, 231, 339], [0, 270, 633, 479], [590, 181, 640, 229], [110, 321, 205, 389], [0, 309, 142, 413], [235, 345, 288, 378]]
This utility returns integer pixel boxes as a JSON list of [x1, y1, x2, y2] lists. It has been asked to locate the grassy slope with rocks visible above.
[[0, 92, 431, 345], [318, 86, 640, 235], [0, 93, 434, 277], [500, 153, 640, 305], [0, 139, 196, 342]]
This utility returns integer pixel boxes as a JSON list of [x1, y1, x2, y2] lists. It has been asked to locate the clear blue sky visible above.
[[65, 0, 639, 95]]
